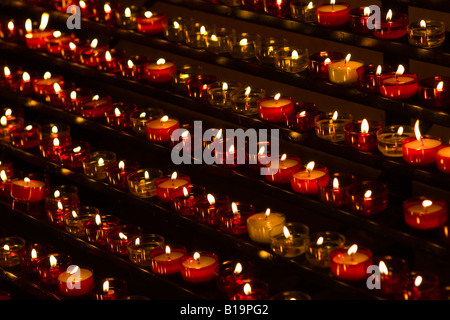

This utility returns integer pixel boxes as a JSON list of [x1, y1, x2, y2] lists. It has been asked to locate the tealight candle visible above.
[[90, 278, 128, 300], [357, 64, 393, 93], [186, 74, 219, 102], [377, 125, 414, 157], [402, 120, 441, 166], [194, 193, 230, 226], [57, 265, 94, 297], [0, 236, 25, 267], [136, 11, 168, 34], [84, 214, 120, 247], [60, 40, 80, 62], [105, 159, 140, 191], [144, 58, 177, 83], [96, 49, 126, 74], [0, 168, 14, 200], [115, 6, 138, 30], [328, 54, 364, 85], [290, 161, 329, 195], [207, 81, 242, 109], [154, 172, 191, 202], [9, 124, 41, 150], [246, 208, 286, 243], [264, 154, 302, 184], [436, 144, 450, 173], [403, 197, 447, 230], [61, 88, 94, 114], [44, 185, 80, 227], [46, 31, 77, 55], [184, 23, 209, 49], [263, 0, 291, 17], [105, 102, 137, 130], [96, 2, 117, 25], [31, 72, 64, 96], [36, 253, 72, 285], [274, 47, 309, 73], [40, 135, 69, 163], [145, 115, 180, 143], [408, 20, 445, 48], [372, 10, 408, 40], [164, 17, 185, 43], [24, 14, 54, 50], [82, 151, 117, 180], [290, 0, 317, 23], [217, 202, 256, 235], [1, 19, 21, 43], [58, 141, 91, 170], [170, 184, 206, 216], [179, 251, 219, 283], [171, 64, 204, 94], [228, 33, 260, 60], [18, 243, 54, 274], [118, 56, 151, 81], [269, 222, 310, 258], [150, 244, 187, 275], [231, 86, 266, 115], [318, 172, 357, 207], [64, 206, 99, 237], [344, 119, 382, 151], [231, 280, 269, 300], [347, 180, 389, 216], [13, 71, 34, 95], [373, 256, 409, 297], [284, 102, 321, 133], [257, 93, 295, 123], [11, 175, 47, 203], [349, 7, 374, 34], [106, 224, 143, 256], [254, 37, 288, 65], [215, 260, 254, 297], [315, 111, 353, 142], [379, 65, 418, 100], [329, 244, 373, 281], [315, 0, 350, 27], [206, 27, 230, 55], [129, 107, 164, 135], [127, 168, 163, 198], [305, 231, 346, 268], [127, 234, 165, 267], [78, 39, 108, 68], [418, 76, 450, 108], [79, 94, 113, 119], [396, 271, 440, 300]]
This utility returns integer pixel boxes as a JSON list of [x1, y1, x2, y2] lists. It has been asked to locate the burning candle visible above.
[[127, 234, 165, 267], [57, 265, 94, 297], [144, 58, 177, 83], [78, 38, 108, 68], [315, 0, 350, 27], [231, 86, 266, 115], [82, 151, 117, 180], [319, 172, 357, 207], [215, 261, 254, 297], [0, 236, 25, 267], [373, 256, 409, 297], [255, 37, 289, 65], [118, 56, 151, 81], [348, 180, 389, 216], [379, 65, 418, 100], [115, 6, 138, 29], [36, 253, 73, 285], [155, 172, 191, 202], [290, 161, 329, 195], [263, 0, 291, 17], [64, 206, 99, 237], [284, 102, 321, 133], [84, 214, 120, 247], [436, 143, 450, 173], [146, 115, 180, 143], [396, 271, 440, 300], [407, 20, 445, 48], [46, 31, 77, 55], [357, 64, 393, 93], [105, 102, 137, 130], [315, 111, 353, 142], [349, 7, 374, 34], [377, 125, 415, 157], [164, 17, 185, 43], [372, 9, 408, 40], [217, 201, 256, 235], [186, 74, 219, 102], [105, 160, 140, 191], [308, 51, 345, 79], [11, 176, 46, 203], [32, 71, 64, 96], [344, 118, 382, 151], [274, 47, 309, 73], [231, 280, 269, 300], [106, 224, 143, 256], [290, 1, 317, 23], [207, 81, 242, 109], [91, 278, 128, 300], [18, 243, 54, 274], [96, 49, 125, 74], [24, 13, 54, 50], [269, 222, 310, 258], [179, 251, 219, 283], [257, 93, 295, 123], [246, 208, 286, 244], [402, 120, 441, 166], [150, 244, 187, 275], [206, 28, 230, 55], [60, 88, 94, 114], [58, 141, 91, 170], [185, 23, 209, 49], [403, 198, 447, 230], [44, 185, 80, 227], [170, 184, 206, 216], [80, 94, 113, 119], [418, 76, 450, 108], [127, 168, 163, 199], [193, 193, 230, 226], [328, 53, 364, 85], [305, 231, 346, 268], [136, 10, 168, 34], [129, 107, 164, 136], [264, 154, 302, 184], [228, 33, 259, 60], [330, 244, 373, 281]]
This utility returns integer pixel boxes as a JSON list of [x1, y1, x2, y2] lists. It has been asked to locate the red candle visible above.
[[357, 64, 393, 94], [155, 172, 191, 202], [24, 15, 54, 50], [46, 31, 77, 55], [0, 169, 13, 199], [246, 141, 271, 172], [170, 184, 206, 216], [379, 65, 418, 100], [319, 172, 357, 207], [231, 279, 269, 300], [373, 256, 408, 297], [57, 265, 94, 297], [436, 144, 450, 173], [78, 39, 108, 68], [402, 120, 441, 166], [18, 243, 54, 275], [144, 58, 177, 83], [193, 193, 230, 226], [284, 102, 321, 133], [58, 141, 91, 170], [186, 75, 219, 102], [396, 271, 440, 300], [119, 56, 151, 81], [36, 253, 72, 285], [61, 88, 94, 114], [329, 244, 373, 281], [212, 140, 245, 168], [290, 161, 329, 195], [146, 116, 180, 143], [44, 185, 80, 226], [308, 51, 345, 79], [136, 11, 168, 34], [106, 224, 142, 256], [149, 245, 187, 275], [105, 160, 139, 190], [315, 1, 350, 27], [90, 278, 128, 300], [217, 202, 255, 235], [84, 214, 120, 247], [0, 160, 14, 179], [348, 180, 388, 216], [264, 154, 302, 184], [372, 10, 408, 40], [96, 49, 126, 74], [13, 71, 34, 95], [215, 260, 254, 297], [344, 119, 382, 152], [418, 76, 450, 109], [32, 72, 64, 97], [349, 7, 373, 34], [403, 198, 447, 230], [79, 94, 113, 119], [179, 251, 219, 283], [11, 176, 46, 203], [257, 94, 294, 123], [105, 102, 137, 130], [263, 0, 291, 17], [60, 40, 81, 62]]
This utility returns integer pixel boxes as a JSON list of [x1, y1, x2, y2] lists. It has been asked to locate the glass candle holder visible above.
[[84, 214, 120, 247], [127, 234, 165, 267], [0, 236, 25, 267], [231, 87, 266, 115], [315, 2, 350, 27], [58, 141, 91, 170], [25, 30, 55, 51], [348, 180, 389, 216], [403, 197, 447, 230], [207, 81, 242, 109], [372, 256, 409, 297], [106, 224, 143, 256], [64, 206, 99, 237], [184, 22, 209, 49], [186, 75, 219, 102], [305, 231, 345, 268], [349, 7, 373, 34], [105, 102, 137, 130], [215, 260, 254, 298], [193, 193, 230, 227], [144, 59, 177, 84], [436, 144, 450, 174], [118, 56, 151, 81], [150, 244, 187, 275], [269, 222, 310, 258], [231, 279, 269, 300], [284, 102, 321, 133], [9, 123, 41, 150], [10, 173, 49, 203], [78, 44, 109, 68], [155, 172, 191, 202], [228, 32, 260, 60], [59, 88, 94, 114], [290, 163, 329, 195], [217, 202, 256, 235], [270, 291, 311, 300], [105, 160, 140, 191], [377, 125, 414, 157], [127, 168, 163, 198], [45, 185, 80, 227], [418, 76, 450, 108], [129, 107, 164, 136], [396, 271, 440, 300], [407, 20, 445, 48], [379, 71, 418, 100], [79, 95, 113, 120], [115, 5, 138, 30], [170, 184, 206, 217], [402, 135, 441, 166], [171, 64, 204, 94], [328, 58, 364, 86], [164, 17, 185, 42], [319, 172, 357, 207], [372, 12, 408, 40], [357, 64, 394, 94], [9, 70, 36, 95], [32, 73, 64, 97], [82, 151, 117, 180], [206, 27, 230, 55], [263, 154, 302, 184], [255, 37, 289, 65], [314, 111, 353, 142], [18, 243, 54, 275], [344, 119, 382, 152], [329, 245, 373, 281], [97, 49, 127, 74], [247, 209, 286, 244], [57, 265, 94, 297], [179, 251, 219, 283], [263, 0, 291, 17], [146, 116, 180, 143], [290, 0, 317, 23], [258, 95, 294, 123], [136, 11, 168, 34], [36, 253, 72, 285], [90, 278, 128, 300], [274, 47, 309, 73]]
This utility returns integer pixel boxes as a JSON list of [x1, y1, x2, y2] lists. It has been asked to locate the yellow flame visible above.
[[24, 177, 30, 184], [307, 2, 313, 9], [361, 119, 369, 134], [71, 210, 78, 218], [4, 67, 11, 77], [397, 126, 403, 135], [396, 64, 405, 76], [316, 237, 324, 245], [4, 109, 11, 117], [39, 13, 49, 31], [183, 187, 189, 197], [103, 280, 109, 293], [414, 120, 421, 142], [292, 50, 299, 59], [124, 7, 131, 18], [31, 248, 37, 259], [414, 275, 423, 287], [53, 82, 62, 93], [333, 177, 339, 189], [306, 161, 315, 172], [347, 244, 358, 255], [57, 201, 63, 210], [0, 116, 7, 126], [118, 161, 125, 170], [243, 283, 252, 295], [245, 86, 251, 96], [171, 172, 177, 180], [0, 170, 7, 182], [173, 21, 180, 29], [283, 226, 291, 239], [345, 53, 351, 63], [49, 255, 57, 268], [379, 261, 388, 275], [437, 81, 444, 92], [69, 265, 79, 275], [193, 252, 200, 261], [105, 51, 112, 62], [69, 90, 77, 100], [376, 65, 382, 75], [144, 11, 153, 18], [3, 244, 9, 251], [222, 82, 228, 91], [420, 20, 426, 28], [274, 93, 281, 101], [25, 19, 32, 33], [200, 26, 206, 35], [43, 72, 51, 80], [211, 34, 218, 41], [139, 112, 146, 118], [127, 60, 134, 68], [330, 0, 335, 4], [53, 137, 60, 146], [324, 58, 331, 64], [280, 154, 287, 162], [161, 115, 169, 122], [144, 171, 150, 180], [98, 158, 104, 166], [165, 245, 171, 255], [7, 21, 14, 31], [231, 202, 238, 214], [364, 7, 370, 16], [104, 3, 112, 14], [114, 107, 121, 116], [54, 190, 60, 198], [386, 9, 393, 22], [422, 200, 433, 208], [90, 38, 98, 49], [364, 190, 372, 198], [234, 262, 242, 275], [228, 144, 235, 153], [239, 38, 248, 46], [79, 0, 86, 8], [207, 194, 215, 206], [332, 111, 338, 121], [25, 125, 33, 131], [156, 58, 166, 65], [265, 208, 271, 218], [118, 232, 127, 240], [22, 72, 30, 82], [95, 214, 102, 225]]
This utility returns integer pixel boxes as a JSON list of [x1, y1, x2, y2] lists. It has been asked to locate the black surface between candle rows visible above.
[[2, 0, 450, 129]]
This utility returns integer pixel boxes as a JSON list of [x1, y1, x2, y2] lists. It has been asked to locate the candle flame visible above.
[[24, 177, 30, 184], [364, 190, 372, 198], [361, 119, 369, 134], [420, 20, 427, 28], [104, 3, 112, 14], [274, 93, 281, 101], [183, 187, 189, 197], [222, 82, 228, 91], [414, 119, 422, 142], [39, 13, 49, 31], [0, 116, 6, 126], [299, 111, 306, 117], [73, 146, 82, 153], [57, 201, 63, 210], [118, 160, 125, 170], [364, 7, 370, 16], [171, 171, 178, 180], [53, 137, 60, 146], [347, 244, 358, 255], [90, 38, 98, 49], [144, 171, 149, 180], [280, 154, 287, 161], [324, 58, 331, 65], [4, 67, 10, 77], [307, 2, 313, 9], [333, 177, 339, 189], [105, 51, 112, 62], [283, 226, 291, 239], [95, 214, 102, 225], [200, 26, 206, 35], [231, 202, 238, 214], [173, 21, 180, 29], [239, 38, 248, 46], [124, 7, 131, 18], [139, 112, 146, 118], [345, 53, 351, 63], [7, 21, 14, 31], [396, 64, 405, 77], [49, 255, 57, 268], [386, 9, 392, 22], [317, 236, 324, 245], [379, 260, 388, 275], [0, 170, 7, 182], [165, 245, 171, 255], [3, 244, 9, 251], [215, 129, 223, 140], [79, 0, 86, 9], [207, 194, 215, 205], [156, 58, 166, 65], [228, 144, 235, 153], [31, 248, 37, 259], [127, 60, 134, 68], [69, 265, 79, 275], [70, 91, 77, 100], [54, 190, 60, 198], [43, 72, 51, 80], [25, 125, 33, 131], [376, 65, 382, 75], [193, 252, 200, 261], [306, 161, 315, 172], [243, 283, 252, 295], [245, 86, 251, 96], [437, 81, 444, 92], [161, 115, 169, 123], [422, 200, 433, 208], [114, 107, 121, 116], [22, 72, 30, 82], [144, 11, 153, 18], [211, 34, 217, 41], [397, 126, 404, 135], [25, 19, 32, 33], [118, 232, 127, 240], [98, 158, 104, 166], [234, 262, 242, 275], [292, 50, 299, 59], [265, 208, 271, 218], [414, 275, 423, 287], [53, 82, 62, 93], [71, 210, 78, 218], [258, 146, 265, 155], [103, 280, 109, 293], [92, 95, 99, 101], [330, 0, 335, 5], [332, 111, 338, 121], [4, 109, 11, 116]]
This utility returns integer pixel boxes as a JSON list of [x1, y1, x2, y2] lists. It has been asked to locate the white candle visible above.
[[182, 255, 216, 268], [57, 267, 93, 283], [317, 4, 348, 12], [407, 203, 443, 214], [12, 179, 45, 188], [157, 178, 189, 189], [328, 59, 363, 84], [153, 251, 185, 261], [332, 252, 369, 265], [146, 118, 179, 129], [259, 98, 292, 108], [279, 158, 300, 169], [403, 138, 441, 150], [146, 61, 175, 70], [382, 76, 416, 85], [247, 210, 286, 243], [293, 170, 327, 179]]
